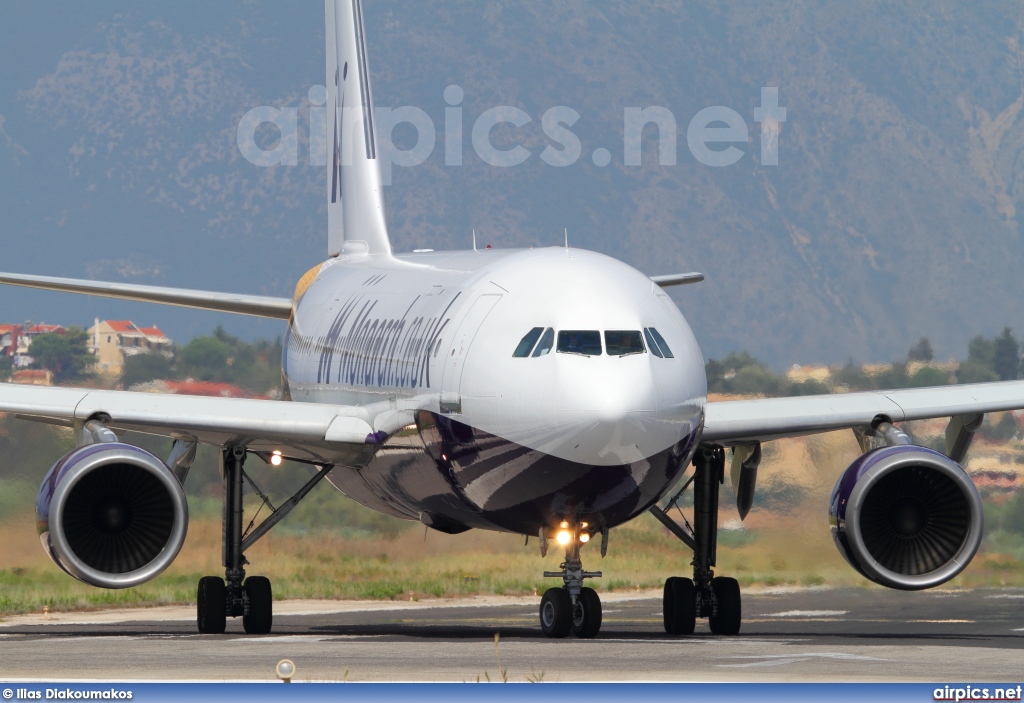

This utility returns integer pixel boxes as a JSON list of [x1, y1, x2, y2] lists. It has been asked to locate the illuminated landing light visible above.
[[579, 533, 591, 544], [559, 520, 569, 529], [556, 530, 571, 546], [271, 451, 283, 467]]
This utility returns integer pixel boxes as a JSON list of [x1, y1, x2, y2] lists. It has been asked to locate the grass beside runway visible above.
[[3, 425, 1024, 617], [1, 502, 1023, 617]]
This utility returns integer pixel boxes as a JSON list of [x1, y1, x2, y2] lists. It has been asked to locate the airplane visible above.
[[0, 0, 1017, 638]]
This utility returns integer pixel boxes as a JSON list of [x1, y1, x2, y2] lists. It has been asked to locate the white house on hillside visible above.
[[88, 319, 172, 376]]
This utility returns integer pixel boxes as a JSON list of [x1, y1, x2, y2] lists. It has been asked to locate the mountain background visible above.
[[3, 1, 1024, 367]]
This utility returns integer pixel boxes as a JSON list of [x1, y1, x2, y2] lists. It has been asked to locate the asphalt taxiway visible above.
[[1, 587, 1022, 682]]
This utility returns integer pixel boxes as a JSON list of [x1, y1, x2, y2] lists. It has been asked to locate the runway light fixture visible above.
[[556, 530, 571, 546], [276, 658, 295, 683]]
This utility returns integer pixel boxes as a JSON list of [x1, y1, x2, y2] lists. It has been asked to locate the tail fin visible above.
[[325, 0, 392, 257]]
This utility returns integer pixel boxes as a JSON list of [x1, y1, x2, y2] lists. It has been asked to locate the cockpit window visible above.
[[605, 330, 645, 356], [648, 327, 674, 358], [532, 328, 555, 357], [513, 327, 544, 357], [644, 329, 663, 358], [557, 330, 602, 356]]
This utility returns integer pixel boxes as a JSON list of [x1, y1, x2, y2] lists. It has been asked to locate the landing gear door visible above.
[[439, 294, 501, 414]]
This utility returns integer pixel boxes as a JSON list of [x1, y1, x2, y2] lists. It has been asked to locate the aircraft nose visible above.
[[557, 358, 669, 465]]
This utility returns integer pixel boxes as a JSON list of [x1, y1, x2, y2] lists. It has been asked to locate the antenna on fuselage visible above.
[[564, 227, 569, 249], [473, 229, 477, 252]]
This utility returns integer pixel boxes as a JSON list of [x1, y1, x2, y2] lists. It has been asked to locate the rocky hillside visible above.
[[3, 1, 1024, 365]]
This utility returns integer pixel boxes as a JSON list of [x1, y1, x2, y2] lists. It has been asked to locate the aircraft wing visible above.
[[0, 383, 381, 466], [0, 272, 293, 320], [702, 380, 1024, 446], [650, 272, 704, 287]]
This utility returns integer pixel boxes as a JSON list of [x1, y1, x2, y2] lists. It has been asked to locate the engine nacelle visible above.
[[36, 443, 189, 589], [829, 445, 983, 590]]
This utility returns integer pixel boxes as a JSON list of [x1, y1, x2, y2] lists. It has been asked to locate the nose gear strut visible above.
[[539, 523, 603, 638]]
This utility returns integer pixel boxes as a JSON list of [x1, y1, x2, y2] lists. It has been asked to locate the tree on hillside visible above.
[[179, 336, 231, 382], [993, 327, 1020, 380], [706, 352, 786, 396], [956, 360, 999, 384], [0, 354, 11, 381], [967, 334, 995, 369], [958, 332, 1001, 384], [121, 352, 176, 389], [173, 329, 281, 394], [832, 360, 872, 391], [29, 328, 95, 383], [908, 337, 933, 362]]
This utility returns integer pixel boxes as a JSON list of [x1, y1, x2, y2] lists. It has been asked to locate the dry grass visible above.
[[2, 502, 1022, 617], [2, 428, 1023, 616]]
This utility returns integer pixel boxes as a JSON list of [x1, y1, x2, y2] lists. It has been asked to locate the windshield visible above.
[[605, 330, 645, 356], [557, 330, 602, 356], [532, 328, 555, 357], [644, 329, 663, 358], [513, 327, 544, 357], [648, 327, 674, 358]]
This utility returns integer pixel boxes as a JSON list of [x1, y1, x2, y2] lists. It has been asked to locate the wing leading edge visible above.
[[702, 380, 1024, 446], [0, 272, 292, 320], [0, 383, 380, 466]]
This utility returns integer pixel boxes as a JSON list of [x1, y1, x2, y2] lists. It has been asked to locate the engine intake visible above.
[[36, 443, 188, 589], [829, 445, 983, 590]]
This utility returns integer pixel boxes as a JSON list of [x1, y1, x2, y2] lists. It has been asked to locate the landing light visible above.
[[270, 451, 283, 467], [556, 530, 571, 546], [559, 520, 569, 529], [579, 533, 591, 544]]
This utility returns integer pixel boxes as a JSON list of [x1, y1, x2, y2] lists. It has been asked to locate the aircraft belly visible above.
[[342, 411, 701, 535]]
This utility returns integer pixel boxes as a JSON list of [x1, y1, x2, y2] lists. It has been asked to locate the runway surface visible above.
[[1, 586, 1023, 682]]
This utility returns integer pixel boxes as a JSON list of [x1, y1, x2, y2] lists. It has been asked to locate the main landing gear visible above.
[[196, 447, 334, 635], [539, 521, 603, 638], [652, 447, 742, 636]]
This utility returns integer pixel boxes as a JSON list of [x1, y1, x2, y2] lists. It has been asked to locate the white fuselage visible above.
[[283, 246, 707, 533]]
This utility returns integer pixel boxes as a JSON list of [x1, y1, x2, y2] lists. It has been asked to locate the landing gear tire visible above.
[[663, 576, 696, 635], [708, 576, 741, 636], [571, 586, 602, 638], [197, 576, 226, 634], [243, 576, 273, 635], [540, 587, 573, 638]]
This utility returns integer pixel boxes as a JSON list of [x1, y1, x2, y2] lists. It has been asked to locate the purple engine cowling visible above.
[[829, 445, 983, 590], [36, 443, 189, 589]]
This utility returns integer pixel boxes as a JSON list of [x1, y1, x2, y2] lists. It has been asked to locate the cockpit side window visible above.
[[605, 330, 645, 356], [513, 327, 544, 357], [649, 327, 674, 358], [557, 330, 602, 356], [532, 328, 555, 357], [644, 328, 664, 358]]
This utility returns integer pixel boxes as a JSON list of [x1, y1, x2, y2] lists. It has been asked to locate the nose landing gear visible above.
[[652, 447, 743, 636], [539, 522, 603, 638]]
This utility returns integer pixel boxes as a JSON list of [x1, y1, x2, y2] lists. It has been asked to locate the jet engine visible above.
[[36, 443, 189, 589], [829, 445, 983, 590]]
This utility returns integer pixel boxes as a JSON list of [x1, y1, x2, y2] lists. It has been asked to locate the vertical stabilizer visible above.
[[325, 0, 392, 257]]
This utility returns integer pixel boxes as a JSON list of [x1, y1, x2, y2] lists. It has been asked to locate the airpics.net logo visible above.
[[236, 85, 786, 184]]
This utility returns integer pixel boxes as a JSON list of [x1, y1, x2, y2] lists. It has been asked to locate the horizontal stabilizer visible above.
[[0, 272, 292, 320], [650, 272, 704, 287]]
